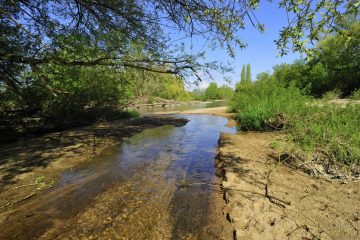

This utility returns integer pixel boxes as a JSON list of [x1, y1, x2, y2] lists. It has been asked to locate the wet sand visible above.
[[148, 106, 234, 117]]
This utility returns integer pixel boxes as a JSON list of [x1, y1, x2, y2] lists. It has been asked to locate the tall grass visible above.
[[230, 79, 360, 167], [290, 104, 360, 165], [350, 89, 360, 100], [230, 79, 309, 131]]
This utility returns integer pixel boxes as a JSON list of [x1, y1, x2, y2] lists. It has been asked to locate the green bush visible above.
[[230, 79, 309, 131], [204, 82, 220, 100]]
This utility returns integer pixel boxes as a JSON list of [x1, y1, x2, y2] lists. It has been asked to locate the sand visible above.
[[217, 132, 360, 240]]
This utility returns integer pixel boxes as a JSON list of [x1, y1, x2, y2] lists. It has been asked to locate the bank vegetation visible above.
[[230, 20, 360, 180]]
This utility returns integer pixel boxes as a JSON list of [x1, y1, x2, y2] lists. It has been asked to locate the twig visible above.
[[0, 192, 37, 209], [10, 183, 37, 190], [11, 192, 37, 205], [224, 187, 291, 207]]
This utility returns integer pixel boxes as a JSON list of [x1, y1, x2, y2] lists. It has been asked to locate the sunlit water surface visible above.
[[2, 114, 236, 239]]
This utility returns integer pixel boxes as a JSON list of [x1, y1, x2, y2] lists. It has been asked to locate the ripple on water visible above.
[[1, 114, 236, 239]]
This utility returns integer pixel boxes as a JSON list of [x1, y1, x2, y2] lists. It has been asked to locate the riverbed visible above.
[[0, 113, 236, 239]]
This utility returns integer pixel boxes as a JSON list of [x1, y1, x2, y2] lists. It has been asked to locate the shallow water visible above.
[[0, 115, 236, 239]]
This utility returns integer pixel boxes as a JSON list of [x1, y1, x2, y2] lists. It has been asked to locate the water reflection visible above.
[[0, 114, 236, 239]]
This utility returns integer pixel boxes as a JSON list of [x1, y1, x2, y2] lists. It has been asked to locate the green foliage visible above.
[[246, 63, 251, 82], [230, 79, 308, 131], [205, 82, 220, 100], [230, 74, 360, 166], [236, 63, 252, 91], [322, 89, 342, 100], [154, 75, 192, 101], [1, 1, 357, 113], [1, 1, 358, 147], [289, 104, 360, 165], [218, 85, 234, 99], [270, 140, 281, 150], [313, 21, 360, 96], [350, 89, 360, 100], [276, 0, 359, 55], [240, 65, 246, 83], [272, 20, 360, 97], [256, 72, 271, 82], [125, 69, 192, 101], [190, 88, 206, 101], [203, 82, 234, 100], [190, 82, 234, 101]]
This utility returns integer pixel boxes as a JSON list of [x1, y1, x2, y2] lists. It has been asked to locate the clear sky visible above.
[[170, 1, 305, 90]]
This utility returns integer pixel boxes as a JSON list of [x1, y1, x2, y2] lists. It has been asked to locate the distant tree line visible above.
[[191, 82, 234, 101]]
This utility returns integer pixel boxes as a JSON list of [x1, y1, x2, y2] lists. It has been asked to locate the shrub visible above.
[[321, 89, 342, 100], [350, 89, 360, 100], [230, 79, 309, 131]]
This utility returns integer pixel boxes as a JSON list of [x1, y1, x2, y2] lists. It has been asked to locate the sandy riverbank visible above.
[[192, 106, 360, 239], [149, 106, 235, 117], [217, 132, 360, 239]]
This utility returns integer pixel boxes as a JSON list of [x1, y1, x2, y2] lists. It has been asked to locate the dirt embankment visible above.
[[0, 116, 188, 213], [217, 132, 360, 240]]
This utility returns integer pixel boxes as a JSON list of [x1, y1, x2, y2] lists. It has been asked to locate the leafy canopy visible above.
[[1, 0, 358, 94]]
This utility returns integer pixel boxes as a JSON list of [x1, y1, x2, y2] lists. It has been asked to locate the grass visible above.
[[289, 104, 360, 165], [230, 79, 360, 171], [230, 79, 309, 131], [350, 89, 360, 100], [321, 89, 342, 100]]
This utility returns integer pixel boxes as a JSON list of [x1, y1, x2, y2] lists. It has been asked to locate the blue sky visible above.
[[170, 1, 305, 90]]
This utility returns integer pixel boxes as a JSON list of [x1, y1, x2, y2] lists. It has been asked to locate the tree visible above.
[[204, 82, 220, 100], [256, 72, 271, 82], [240, 65, 246, 83], [271, 20, 360, 97], [246, 64, 252, 83], [1, 0, 357, 97], [312, 20, 360, 96], [191, 88, 206, 101], [218, 85, 234, 99]]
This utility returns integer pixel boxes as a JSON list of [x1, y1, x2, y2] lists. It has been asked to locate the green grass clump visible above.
[[290, 104, 360, 165], [321, 89, 342, 100], [350, 89, 360, 100]]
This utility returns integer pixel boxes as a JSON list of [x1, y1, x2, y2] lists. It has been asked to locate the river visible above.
[[0, 113, 236, 239]]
